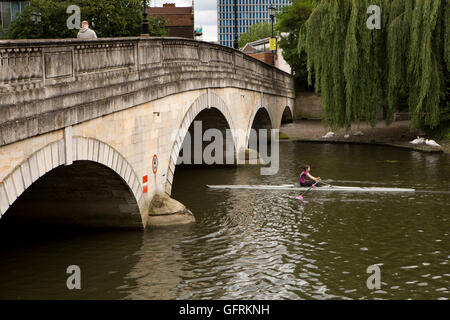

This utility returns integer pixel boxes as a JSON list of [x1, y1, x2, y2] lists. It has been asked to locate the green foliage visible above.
[[299, 0, 352, 129], [446, 0, 450, 71], [238, 22, 273, 48], [7, 0, 167, 39], [344, 0, 388, 127], [275, 0, 313, 90], [279, 132, 290, 139], [0, 27, 6, 40], [300, 0, 448, 131]]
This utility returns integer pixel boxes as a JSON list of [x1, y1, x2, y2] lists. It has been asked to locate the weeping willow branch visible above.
[[300, 0, 447, 130]]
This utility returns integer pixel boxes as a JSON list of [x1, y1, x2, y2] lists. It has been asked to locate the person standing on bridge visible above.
[[77, 21, 97, 39]]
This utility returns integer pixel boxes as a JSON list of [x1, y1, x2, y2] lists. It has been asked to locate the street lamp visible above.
[[141, 0, 149, 36], [289, 28, 294, 75], [30, 12, 42, 23], [30, 12, 42, 37], [269, 6, 276, 66]]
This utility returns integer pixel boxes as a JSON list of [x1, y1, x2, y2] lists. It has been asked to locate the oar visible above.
[[319, 180, 333, 187], [297, 181, 320, 201]]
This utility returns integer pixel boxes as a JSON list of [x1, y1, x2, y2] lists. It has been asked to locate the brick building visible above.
[[148, 3, 194, 39], [242, 37, 291, 74]]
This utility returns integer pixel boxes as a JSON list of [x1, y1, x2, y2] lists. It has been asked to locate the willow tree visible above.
[[300, 0, 449, 131], [344, 0, 389, 127], [299, 0, 352, 128], [406, 0, 446, 128]]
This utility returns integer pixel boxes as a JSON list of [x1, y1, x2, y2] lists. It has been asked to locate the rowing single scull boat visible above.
[[206, 184, 415, 193]]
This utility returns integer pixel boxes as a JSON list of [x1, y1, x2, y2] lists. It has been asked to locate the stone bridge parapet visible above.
[[0, 37, 294, 147]]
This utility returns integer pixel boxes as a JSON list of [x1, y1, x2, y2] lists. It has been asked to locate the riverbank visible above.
[[280, 120, 448, 154]]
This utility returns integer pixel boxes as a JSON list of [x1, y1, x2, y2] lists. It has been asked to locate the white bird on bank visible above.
[[410, 136, 425, 145], [425, 139, 441, 147], [322, 132, 335, 138]]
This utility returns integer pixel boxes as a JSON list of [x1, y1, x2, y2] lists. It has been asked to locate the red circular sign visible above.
[[152, 155, 158, 174]]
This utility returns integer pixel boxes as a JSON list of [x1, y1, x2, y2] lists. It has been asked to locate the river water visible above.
[[0, 142, 448, 300]]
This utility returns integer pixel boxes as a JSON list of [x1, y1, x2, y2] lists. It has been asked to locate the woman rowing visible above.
[[299, 165, 323, 187]]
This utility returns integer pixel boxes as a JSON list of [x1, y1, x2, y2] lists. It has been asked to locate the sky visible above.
[[151, 0, 218, 42]]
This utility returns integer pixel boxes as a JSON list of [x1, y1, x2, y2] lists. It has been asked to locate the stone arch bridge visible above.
[[0, 37, 295, 229]]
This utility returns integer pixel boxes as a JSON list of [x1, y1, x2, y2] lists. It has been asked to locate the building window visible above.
[[1, 1, 12, 30], [11, 1, 21, 21], [1, 1, 29, 32]]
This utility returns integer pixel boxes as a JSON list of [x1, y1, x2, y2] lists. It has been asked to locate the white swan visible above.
[[410, 136, 425, 145], [425, 139, 441, 147], [322, 132, 335, 138]]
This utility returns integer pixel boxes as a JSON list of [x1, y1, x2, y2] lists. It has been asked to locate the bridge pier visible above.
[[146, 193, 195, 227]]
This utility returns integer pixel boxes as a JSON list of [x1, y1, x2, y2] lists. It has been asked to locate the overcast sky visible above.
[[151, 0, 218, 42]]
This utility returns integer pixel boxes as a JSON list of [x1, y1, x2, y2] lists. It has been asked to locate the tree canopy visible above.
[[299, 0, 449, 131], [275, 0, 313, 89], [238, 22, 272, 48], [7, 0, 167, 39]]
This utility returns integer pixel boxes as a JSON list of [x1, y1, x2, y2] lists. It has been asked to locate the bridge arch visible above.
[[0, 137, 144, 228], [280, 106, 294, 125], [165, 92, 236, 194], [245, 104, 275, 149]]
